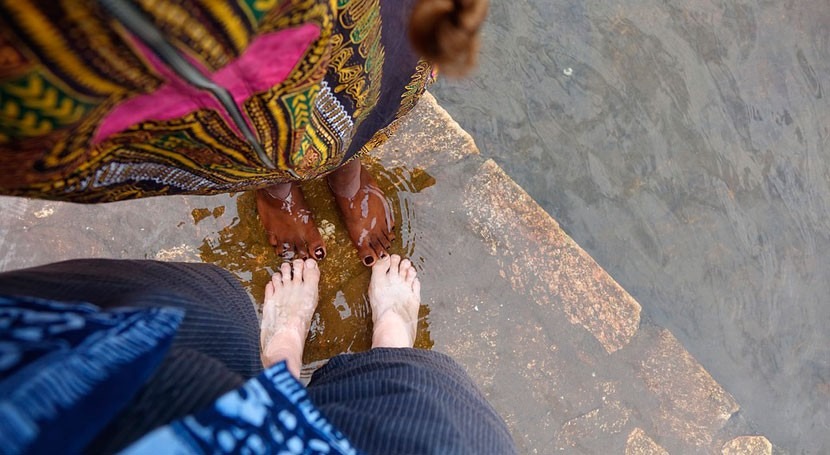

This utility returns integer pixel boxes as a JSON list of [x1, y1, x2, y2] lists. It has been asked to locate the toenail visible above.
[[364, 256, 374, 266], [380, 252, 388, 259], [315, 248, 325, 259]]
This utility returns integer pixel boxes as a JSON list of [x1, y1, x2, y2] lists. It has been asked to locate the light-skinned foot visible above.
[[256, 183, 326, 261], [260, 258, 320, 377], [369, 254, 421, 348]]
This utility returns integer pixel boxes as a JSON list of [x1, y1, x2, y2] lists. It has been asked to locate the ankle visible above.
[[261, 328, 306, 372], [263, 183, 292, 200], [372, 311, 416, 348], [326, 160, 361, 198]]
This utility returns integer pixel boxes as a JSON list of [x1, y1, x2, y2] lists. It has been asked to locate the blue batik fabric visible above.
[[121, 361, 362, 455], [0, 295, 184, 455]]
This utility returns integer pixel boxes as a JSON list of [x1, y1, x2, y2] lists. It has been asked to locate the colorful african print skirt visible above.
[[0, 0, 432, 202]]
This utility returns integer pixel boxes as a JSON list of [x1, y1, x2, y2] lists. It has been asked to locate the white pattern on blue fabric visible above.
[[215, 378, 273, 426], [0, 296, 184, 455], [121, 362, 362, 455]]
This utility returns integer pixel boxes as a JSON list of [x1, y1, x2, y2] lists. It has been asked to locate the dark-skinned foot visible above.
[[329, 161, 394, 266], [255, 183, 326, 260]]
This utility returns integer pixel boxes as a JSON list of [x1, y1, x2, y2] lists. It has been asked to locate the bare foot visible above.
[[260, 258, 320, 377], [328, 158, 395, 266], [256, 183, 326, 260], [369, 254, 421, 348]]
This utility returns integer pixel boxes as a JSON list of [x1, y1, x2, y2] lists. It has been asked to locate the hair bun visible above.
[[408, 0, 489, 77]]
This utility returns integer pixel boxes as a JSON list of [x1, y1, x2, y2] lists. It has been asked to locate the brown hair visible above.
[[408, 0, 489, 77]]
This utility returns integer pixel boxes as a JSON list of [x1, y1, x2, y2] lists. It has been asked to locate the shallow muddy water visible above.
[[0, 158, 435, 379], [431, 0, 829, 451], [196, 158, 437, 372]]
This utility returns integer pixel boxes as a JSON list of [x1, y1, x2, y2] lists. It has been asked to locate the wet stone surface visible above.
[[0, 93, 770, 453], [431, 1, 829, 452]]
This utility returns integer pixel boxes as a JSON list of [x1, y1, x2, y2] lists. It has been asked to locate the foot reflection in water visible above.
[[198, 158, 436, 373]]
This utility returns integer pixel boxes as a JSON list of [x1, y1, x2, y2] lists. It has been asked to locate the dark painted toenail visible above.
[[315, 248, 325, 260], [364, 256, 374, 266], [380, 252, 388, 259]]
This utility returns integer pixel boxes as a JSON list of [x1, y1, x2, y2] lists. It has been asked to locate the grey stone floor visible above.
[[0, 94, 773, 454]]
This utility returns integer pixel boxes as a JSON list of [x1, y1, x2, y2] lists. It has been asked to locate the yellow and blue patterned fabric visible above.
[[0, 296, 184, 454]]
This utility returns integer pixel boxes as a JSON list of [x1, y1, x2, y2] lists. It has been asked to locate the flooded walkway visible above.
[[0, 94, 771, 453]]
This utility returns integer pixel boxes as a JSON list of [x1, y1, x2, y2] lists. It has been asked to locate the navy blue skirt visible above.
[[0, 260, 515, 454]]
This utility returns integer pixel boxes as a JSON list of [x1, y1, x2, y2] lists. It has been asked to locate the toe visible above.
[[265, 281, 275, 299], [389, 254, 401, 273], [289, 239, 305, 259], [291, 237, 311, 260], [303, 258, 320, 284], [370, 240, 388, 262], [358, 243, 377, 266], [384, 227, 396, 244], [274, 239, 287, 257], [306, 230, 326, 260], [372, 254, 391, 274], [280, 262, 292, 283], [295, 243, 310, 260], [271, 270, 283, 289], [376, 241, 388, 260], [292, 259, 305, 282], [412, 277, 421, 298], [307, 238, 325, 260], [405, 267, 417, 285], [378, 234, 392, 253]]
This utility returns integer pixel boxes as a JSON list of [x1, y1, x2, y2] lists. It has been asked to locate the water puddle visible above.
[[197, 158, 436, 367]]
